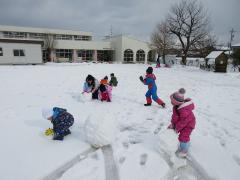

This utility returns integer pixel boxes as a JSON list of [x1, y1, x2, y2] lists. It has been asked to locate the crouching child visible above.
[[42, 107, 74, 141], [98, 84, 112, 102]]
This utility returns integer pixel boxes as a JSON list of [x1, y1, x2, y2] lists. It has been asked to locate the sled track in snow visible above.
[[42, 145, 119, 180], [42, 147, 97, 180], [102, 145, 120, 180], [157, 144, 216, 180]]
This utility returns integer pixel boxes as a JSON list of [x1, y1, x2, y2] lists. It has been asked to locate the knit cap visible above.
[[170, 88, 186, 106], [42, 108, 54, 119], [146, 67, 153, 74]]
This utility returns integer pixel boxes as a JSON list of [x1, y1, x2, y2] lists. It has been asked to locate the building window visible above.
[[124, 49, 134, 62], [54, 34, 72, 40], [74, 35, 92, 41], [136, 49, 145, 62], [77, 50, 93, 61], [0, 47, 3, 56], [147, 50, 155, 62], [55, 49, 72, 59], [29, 33, 45, 39], [3, 31, 27, 39], [13, 49, 25, 57]]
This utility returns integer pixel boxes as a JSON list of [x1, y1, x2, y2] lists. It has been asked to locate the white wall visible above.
[[55, 40, 112, 50], [122, 36, 151, 63], [110, 36, 152, 63], [0, 42, 42, 64], [108, 37, 123, 62]]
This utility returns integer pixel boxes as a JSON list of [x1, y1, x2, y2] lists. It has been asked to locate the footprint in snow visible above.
[[119, 157, 126, 164], [220, 139, 226, 147], [127, 111, 132, 115], [233, 155, 240, 167], [91, 153, 99, 160], [140, 153, 148, 165], [122, 142, 129, 149]]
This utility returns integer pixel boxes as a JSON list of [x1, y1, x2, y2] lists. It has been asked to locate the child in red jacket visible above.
[[139, 67, 165, 107], [168, 88, 196, 157], [98, 84, 112, 102]]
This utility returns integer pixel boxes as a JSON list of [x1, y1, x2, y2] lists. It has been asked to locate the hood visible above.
[[178, 100, 194, 111], [52, 107, 67, 119], [145, 74, 156, 80]]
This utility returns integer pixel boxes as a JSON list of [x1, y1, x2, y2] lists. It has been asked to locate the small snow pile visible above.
[[84, 113, 116, 148]]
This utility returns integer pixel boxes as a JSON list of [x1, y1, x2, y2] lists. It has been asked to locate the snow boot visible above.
[[53, 134, 64, 141], [175, 149, 187, 158], [156, 98, 165, 107], [177, 151, 187, 158], [145, 97, 152, 106], [64, 129, 71, 136]]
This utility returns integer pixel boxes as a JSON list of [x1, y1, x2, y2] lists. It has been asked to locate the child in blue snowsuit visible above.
[[42, 107, 74, 140], [139, 67, 165, 107]]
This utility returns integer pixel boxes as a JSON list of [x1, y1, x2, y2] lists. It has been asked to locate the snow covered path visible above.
[[102, 145, 120, 180], [0, 63, 240, 180]]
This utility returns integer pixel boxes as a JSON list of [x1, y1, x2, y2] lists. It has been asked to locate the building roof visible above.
[[0, 25, 92, 36], [232, 43, 240, 47], [206, 51, 224, 59], [106, 34, 149, 44], [0, 38, 44, 46]]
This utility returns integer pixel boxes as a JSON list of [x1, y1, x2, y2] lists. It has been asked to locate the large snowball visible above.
[[84, 113, 116, 148]]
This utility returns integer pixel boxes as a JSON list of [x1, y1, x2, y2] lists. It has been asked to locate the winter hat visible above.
[[170, 88, 186, 106], [99, 84, 106, 92], [146, 67, 153, 74], [42, 108, 54, 119], [104, 76, 108, 80], [86, 74, 94, 82]]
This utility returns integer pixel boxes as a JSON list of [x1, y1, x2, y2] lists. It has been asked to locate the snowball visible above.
[[83, 113, 116, 148]]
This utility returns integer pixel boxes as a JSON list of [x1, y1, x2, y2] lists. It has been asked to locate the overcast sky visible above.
[[0, 0, 239, 45]]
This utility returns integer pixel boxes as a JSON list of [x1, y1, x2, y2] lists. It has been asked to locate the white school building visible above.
[[0, 25, 156, 65]]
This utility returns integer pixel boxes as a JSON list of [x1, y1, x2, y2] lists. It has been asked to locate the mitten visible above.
[[174, 128, 179, 134], [45, 128, 54, 136], [167, 124, 174, 129], [139, 76, 144, 82]]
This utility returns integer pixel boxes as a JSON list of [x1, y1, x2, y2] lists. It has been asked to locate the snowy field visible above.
[[0, 63, 240, 180]]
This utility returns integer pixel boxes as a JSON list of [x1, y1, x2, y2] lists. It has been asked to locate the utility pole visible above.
[[229, 28, 236, 56], [110, 24, 113, 38], [229, 28, 235, 49]]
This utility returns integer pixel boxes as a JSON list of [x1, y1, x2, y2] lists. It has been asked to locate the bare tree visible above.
[[167, 0, 210, 65], [193, 34, 217, 57], [151, 21, 174, 64], [44, 34, 55, 62]]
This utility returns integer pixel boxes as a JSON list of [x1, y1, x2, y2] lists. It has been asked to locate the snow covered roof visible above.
[[0, 25, 92, 36], [208, 58, 215, 64], [175, 57, 204, 61], [205, 51, 224, 59], [232, 43, 240, 47]]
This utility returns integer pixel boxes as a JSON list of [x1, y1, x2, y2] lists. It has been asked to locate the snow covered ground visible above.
[[0, 63, 240, 180]]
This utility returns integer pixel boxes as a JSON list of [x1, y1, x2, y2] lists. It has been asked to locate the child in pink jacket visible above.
[[98, 84, 112, 102], [168, 88, 196, 157]]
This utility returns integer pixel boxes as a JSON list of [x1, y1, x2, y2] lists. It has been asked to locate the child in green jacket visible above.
[[109, 73, 118, 87]]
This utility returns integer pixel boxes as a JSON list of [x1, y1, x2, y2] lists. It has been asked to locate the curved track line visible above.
[[42, 147, 97, 180], [102, 145, 120, 180]]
